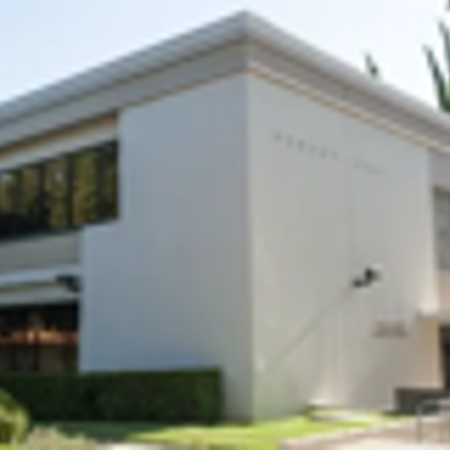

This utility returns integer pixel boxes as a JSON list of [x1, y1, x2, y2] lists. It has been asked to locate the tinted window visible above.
[[44, 157, 69, 230], [0, 173, 19, 237], [99, 143, 119, 220], [0, 141, 118, 241], [17, 165, 43, 234], [72, 150, 99, 226]]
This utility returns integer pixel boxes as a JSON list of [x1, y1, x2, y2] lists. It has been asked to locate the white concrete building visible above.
[[0, 12, 449, 420]]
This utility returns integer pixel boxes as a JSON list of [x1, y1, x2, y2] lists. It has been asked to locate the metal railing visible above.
[[416, 397, 450, 443]]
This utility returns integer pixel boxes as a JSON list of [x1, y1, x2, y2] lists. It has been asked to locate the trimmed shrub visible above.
[[0, 388, 29, 444], [0, 369, 222, 424]]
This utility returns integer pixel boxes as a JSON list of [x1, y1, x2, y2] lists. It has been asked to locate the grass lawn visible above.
[[43, 412, 401, 450]]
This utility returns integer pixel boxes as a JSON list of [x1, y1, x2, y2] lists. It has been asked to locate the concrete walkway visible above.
[[105, 441, 449, 450], [333, 439, 447, 449], [102, 444, 163, 450], [283, 416, 450, 450], [104, 438, 450, 450]]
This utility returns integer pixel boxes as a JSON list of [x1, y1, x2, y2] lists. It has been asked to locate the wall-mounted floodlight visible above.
[[353, 267, 381, 289], [55, 275, 81, 293]]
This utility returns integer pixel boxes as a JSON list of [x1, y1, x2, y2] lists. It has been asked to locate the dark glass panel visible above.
[[43, 157, 69, 229], [0, 173, 19, 237], [72, 150, 99, 226], [99, 143, 119, 220], [17, 165, 44, 234]]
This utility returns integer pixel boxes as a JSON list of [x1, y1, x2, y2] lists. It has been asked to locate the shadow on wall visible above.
[[255, 283, 356, 414]]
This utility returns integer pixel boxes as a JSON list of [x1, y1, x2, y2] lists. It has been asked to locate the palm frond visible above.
[[439, 22, 450, 79], [424, 46, 450, 112], [364, 54, 380, 79]]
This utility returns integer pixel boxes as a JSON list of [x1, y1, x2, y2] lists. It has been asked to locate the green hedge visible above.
[[0, 369, 222, 423]]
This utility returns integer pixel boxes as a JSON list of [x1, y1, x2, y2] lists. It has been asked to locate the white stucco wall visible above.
[[80, 76, 253, 419], [248, 76, 440, 419], [438, 272, 450, 311], [430, 151, 450, 193], [430, 151, 450, 311], [79, 73, 441, 420]]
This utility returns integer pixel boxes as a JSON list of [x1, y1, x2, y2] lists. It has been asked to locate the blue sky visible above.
[[0, 0, 445, 106]]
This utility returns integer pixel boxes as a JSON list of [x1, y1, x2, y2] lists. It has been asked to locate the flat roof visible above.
[[0, 12, 449, 151]]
